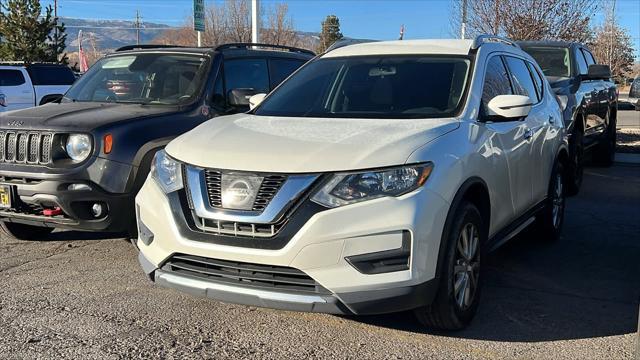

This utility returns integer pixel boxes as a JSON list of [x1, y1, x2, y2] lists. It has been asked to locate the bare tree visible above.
[[261, 3, 299, 46], [589, 13, 635, 81], [451, 0, 598, 42], [225, 0, 251, 43]]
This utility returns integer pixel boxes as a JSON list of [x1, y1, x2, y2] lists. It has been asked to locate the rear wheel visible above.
[[534, 160, 565, 242], [414, 202, 484, 330], [566, 126, 584, 196], [0, 221, 54, 241]]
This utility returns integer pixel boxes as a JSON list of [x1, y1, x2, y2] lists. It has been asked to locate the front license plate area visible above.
[[0, 185, 12, 209]]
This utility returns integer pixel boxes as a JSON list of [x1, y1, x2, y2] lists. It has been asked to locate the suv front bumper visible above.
[[135, 176, 451, 315], [0, 157, 135, 233]]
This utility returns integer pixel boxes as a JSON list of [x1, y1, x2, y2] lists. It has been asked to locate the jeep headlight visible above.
[[65, 134, 92, 161], [151, 150, 183, 194], [312, 163, 433, 208]]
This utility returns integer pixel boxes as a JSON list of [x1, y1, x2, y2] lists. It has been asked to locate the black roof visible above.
[[113, 43, 315, 60], [517, 40, 589, 50]]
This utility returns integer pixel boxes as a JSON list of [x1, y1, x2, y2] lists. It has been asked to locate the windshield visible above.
[[64, 53, 209, 105], [521, 47, 571, 78], [254, 56, 470, 119]]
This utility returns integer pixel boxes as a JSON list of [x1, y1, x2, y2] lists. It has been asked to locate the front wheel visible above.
[[414, 202, 484, 330], [534, 160, 565, 242], [0, 221, 54, 241]]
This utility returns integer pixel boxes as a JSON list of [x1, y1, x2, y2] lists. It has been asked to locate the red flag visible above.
[[79, 48, 89, 72]]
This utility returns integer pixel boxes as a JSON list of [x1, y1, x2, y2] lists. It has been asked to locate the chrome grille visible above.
[[0, 131, 54, 165], [203, 169, 287, 212], [195, 215, 285, 238], [164, 254, 329, 294]]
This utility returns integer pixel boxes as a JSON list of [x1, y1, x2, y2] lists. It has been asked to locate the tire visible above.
[[565, 126, 584, 196], [592, 110, 616, 167], [414, 202, 484, 330], [0, 221, 54, 241], [534, 160, 565, 242]]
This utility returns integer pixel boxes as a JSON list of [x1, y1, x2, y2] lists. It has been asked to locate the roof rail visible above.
[[0, 61, 64, 66], [214, 43, 315, 56], [471, 35, 519, 49], [325, 39, 379, 53], [115, 44, 186, 52]]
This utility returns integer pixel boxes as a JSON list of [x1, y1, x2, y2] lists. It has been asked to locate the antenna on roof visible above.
[[399, 25, 405, 40]]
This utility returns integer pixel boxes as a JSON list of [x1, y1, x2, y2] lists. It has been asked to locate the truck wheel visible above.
[[0, 222, 54, 241], [593, 111, 616, 167], [414, 201, 484, 330], [534, 160, 565, 242], [566, 127, 584, 196]]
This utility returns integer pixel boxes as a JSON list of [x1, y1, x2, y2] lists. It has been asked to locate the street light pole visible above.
[[251, 0, 260, 45], [461, 0, 467, 39]]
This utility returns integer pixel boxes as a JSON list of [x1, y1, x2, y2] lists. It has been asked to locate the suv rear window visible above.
[[0, 69, 26, 86], [255, 56, 470, 119], [27, 65, 76, 85], [521, 47, 571, 77]]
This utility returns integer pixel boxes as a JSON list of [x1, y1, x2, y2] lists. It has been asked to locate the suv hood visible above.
[[0, 102, 181, 131], [167, 113, 459, 173]]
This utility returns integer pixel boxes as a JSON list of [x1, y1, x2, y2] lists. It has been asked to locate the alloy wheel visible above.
[[453, 223, 480, 311]]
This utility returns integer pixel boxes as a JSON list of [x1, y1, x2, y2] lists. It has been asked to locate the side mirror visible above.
[[249, 93, 266, 110], [586, 64, 611, 80], [228, 88, 258, 107], [486, 95, 532, 120], [41, 94, 63, 105]]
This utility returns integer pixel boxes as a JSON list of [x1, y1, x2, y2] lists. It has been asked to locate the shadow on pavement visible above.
[[350, 165, 640, 342]]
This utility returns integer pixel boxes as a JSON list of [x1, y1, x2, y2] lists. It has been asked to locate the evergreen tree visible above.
[[318, 15, 343, 53], [0, 0, 67, 63]]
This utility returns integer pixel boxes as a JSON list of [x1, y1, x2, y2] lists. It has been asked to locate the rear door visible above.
[[0, 68, 34, 111]]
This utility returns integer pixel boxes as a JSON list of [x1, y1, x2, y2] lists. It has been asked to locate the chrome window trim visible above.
[[186, 165, 318, 224]]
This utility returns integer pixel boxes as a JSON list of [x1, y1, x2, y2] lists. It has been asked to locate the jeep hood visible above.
[[0, 102, 181, 131], [167, 113, 459, 173]]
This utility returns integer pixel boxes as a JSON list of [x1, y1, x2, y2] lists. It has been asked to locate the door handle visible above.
[[523, 128, 533, 140]]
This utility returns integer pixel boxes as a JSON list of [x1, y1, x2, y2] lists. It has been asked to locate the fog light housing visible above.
[[138, 220, 154, 246], [68, 183, 92, 191], [91, 203, 104, 218]]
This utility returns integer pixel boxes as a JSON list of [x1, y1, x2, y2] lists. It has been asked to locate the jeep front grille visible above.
[[164, 254, 330, 295], [0, 131, 53, 165], [203, 169, 287, 211]]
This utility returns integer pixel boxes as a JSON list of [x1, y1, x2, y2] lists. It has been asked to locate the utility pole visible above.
[[460, 0, 468, 39], [251, 0, 260, 45], [608, 0, 616, 70], [135, 10, 141, 45], [54, 0, 59, 60]]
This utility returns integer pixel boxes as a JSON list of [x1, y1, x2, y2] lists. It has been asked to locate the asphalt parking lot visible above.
[[1, 166, 639, 359]]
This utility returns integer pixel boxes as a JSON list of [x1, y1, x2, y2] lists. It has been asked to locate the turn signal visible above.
[[103, 134, 113, 154]]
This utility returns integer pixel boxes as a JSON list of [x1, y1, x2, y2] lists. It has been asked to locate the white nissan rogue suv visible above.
[[135, 36, 568, 330]]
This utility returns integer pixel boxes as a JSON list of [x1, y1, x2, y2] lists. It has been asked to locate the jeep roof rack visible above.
[[115, 44, 186, 52], [325, 39, 379, 53], [0, 61, 67, 67], [214, 43, 315, 56], [471, 35, 519, 50]]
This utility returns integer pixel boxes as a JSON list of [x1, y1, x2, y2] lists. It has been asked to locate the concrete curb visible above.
[[614, 153, 640, 164]]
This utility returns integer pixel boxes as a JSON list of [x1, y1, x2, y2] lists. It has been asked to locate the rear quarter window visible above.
[[27, 65, 76, 85], [0, 69, 26, 86]]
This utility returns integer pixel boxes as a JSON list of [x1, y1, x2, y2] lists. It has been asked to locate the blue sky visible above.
[[42, 0, 640, 58]]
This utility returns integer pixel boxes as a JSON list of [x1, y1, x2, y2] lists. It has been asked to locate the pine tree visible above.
[[318, 15, 343, 53], [0, 0, 67, 63]]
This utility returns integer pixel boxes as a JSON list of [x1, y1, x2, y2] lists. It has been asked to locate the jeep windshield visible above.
[[254, 56, 470, 119], [63, 53, 209, 105], [520, 46, 571, 78]]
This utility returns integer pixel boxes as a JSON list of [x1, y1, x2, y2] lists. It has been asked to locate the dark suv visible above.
[[519, 41, 617, 195], [0, 43, 314, 240]]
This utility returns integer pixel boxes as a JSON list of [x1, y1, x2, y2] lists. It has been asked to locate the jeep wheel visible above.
[[0, 222, 54, 241], [534, 160, 565, 241], [593, 110, 616, 167], [414, 202, 483, 330], [566, 127, 584, 196]]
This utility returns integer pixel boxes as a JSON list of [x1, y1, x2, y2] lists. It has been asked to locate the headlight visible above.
[[556, 95, 568, 111], [65, 134, 92, 161], [311, 163, 433, 208], [151, 149, 183, 194]]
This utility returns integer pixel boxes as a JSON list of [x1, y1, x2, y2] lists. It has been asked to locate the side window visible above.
[[481, 56, 513, 115], [0, 70, 26, 86], [582, 49, 596, 66], [27, 66, 75, 85], [504, 56, 539, 103], [268, 59, 305, 89], [526, 61, 544, 102], [574, 48, 588, 75], [223, 59, 269, 97]]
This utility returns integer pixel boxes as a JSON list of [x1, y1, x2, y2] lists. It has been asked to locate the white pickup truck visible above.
[[0, 63, 76, 112]]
